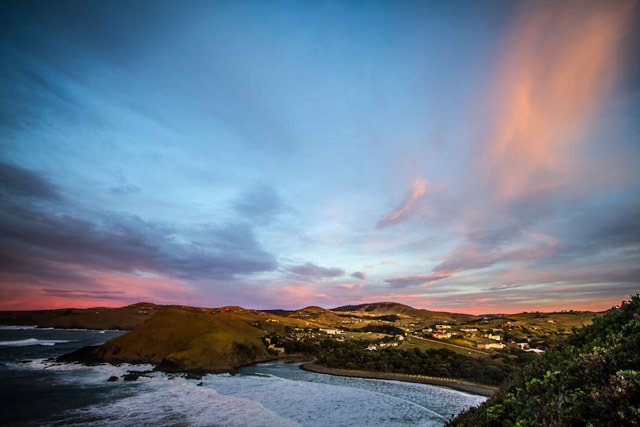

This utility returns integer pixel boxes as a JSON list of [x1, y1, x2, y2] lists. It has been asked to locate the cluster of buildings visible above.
[[365, 341, 400, 351], [419, 322, 543, 353], [319, 328, 343, 335]]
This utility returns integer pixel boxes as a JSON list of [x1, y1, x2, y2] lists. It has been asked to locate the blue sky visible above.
[[1, 0, 639, 312]]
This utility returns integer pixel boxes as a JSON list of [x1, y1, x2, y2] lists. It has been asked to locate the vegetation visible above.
[[0, 302, 160, 330], [349, 323, 406, 336], [60, 307, 272, 372], [15, 295, 612, 413], [449, 295, 640, 426], [315, 341, 534, 386], [332, 302, 478, 323]]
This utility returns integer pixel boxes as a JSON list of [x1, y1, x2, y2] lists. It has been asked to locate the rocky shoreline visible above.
[[55, 345, 316, 379], [55, 345, 496, 396], [300, 362, 497, 397]]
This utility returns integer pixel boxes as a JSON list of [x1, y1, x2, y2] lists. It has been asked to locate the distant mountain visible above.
[[261, 309, 292, 316], [0, 302, 161, 330], [332, 302, 477, 323], [285, 306, 345, 323], [449, 295, 640, 426], [333, 302, 415, 313]]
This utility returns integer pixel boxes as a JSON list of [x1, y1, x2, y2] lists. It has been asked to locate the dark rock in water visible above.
[[56, 345, 103, 365], [185, 372, 203, 380], [17, 360, 32, 364], [122, 370, 153, 381], [197, 382, 203, 386], [107, 376, 118, 382], [153, 358, 185, 373]]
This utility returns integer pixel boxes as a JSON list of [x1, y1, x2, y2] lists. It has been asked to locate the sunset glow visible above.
[[1, 0, 639, 314]]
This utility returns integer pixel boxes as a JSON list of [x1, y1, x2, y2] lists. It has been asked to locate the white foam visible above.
[[9, 359, 484, 426], [201, 372, 448, 426], [0, 338, 72, 346], [59, 375, 299, 427], [0, 325, 38, 330], [7, 359, 157, 387]]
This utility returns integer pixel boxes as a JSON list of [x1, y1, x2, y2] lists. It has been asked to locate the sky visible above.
[[1, 0, 639, 314]]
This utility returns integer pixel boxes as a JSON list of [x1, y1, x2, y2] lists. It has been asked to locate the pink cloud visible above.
[[434, 228, 558, 274], [336, 283, 364, 290], [377, 178, 439, 228], [0, 268, 201, 310]]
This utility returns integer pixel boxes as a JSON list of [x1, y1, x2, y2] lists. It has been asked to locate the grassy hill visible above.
[[333, 302, 478, 324], [0, 302, 161, 330], [448, 295, 640, 426], [60, 307, 272, 372], [58, 305, 325, 373], [285, 306, 346, 324]]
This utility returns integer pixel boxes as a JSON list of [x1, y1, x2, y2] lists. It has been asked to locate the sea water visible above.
[[0, 328, 485, 426]]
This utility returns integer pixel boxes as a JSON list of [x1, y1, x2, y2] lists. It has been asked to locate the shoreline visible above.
[[300, 362, 497, 397], [53, 341, 496, 396]]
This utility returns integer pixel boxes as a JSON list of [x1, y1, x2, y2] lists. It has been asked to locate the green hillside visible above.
[[332, 302, 478, 323], [60, 307, 272, 372], [0, 302, 161, 330], [449, 295, 640, 426]]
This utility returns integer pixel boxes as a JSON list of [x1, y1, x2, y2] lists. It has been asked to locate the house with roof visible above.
[[433, 332, 452, 339], [477, 343, 505, 350]]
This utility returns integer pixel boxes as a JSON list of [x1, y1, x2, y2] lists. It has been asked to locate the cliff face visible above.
[[61, 307, 271, 372], [449, 296, 640, 426]]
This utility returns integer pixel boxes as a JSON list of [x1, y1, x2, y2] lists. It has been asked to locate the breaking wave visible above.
[[0, 338, 72, 347], [7, 361, 484, 426]]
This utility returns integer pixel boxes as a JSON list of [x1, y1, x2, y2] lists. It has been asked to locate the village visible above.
[[256, 308, 567, 357]]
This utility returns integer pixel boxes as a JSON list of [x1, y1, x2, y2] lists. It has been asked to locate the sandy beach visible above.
[[300, 362, 497, 397]]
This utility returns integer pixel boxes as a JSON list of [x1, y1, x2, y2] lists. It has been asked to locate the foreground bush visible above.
[[449, 295, 640, 426]]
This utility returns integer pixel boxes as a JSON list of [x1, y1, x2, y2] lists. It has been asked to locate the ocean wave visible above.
[[6, 359, 484, 426], [54, 374, 298, 427], [0, 325, 38, 330], [0, 338, 72, 347]]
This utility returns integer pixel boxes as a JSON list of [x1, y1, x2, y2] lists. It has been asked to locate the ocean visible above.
[[0, 327, 485, 426]]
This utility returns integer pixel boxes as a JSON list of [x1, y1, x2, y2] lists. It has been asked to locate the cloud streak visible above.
[[288, 262, 344, 278], [384, 274, 454, 288], [377, 178, 430, 228], [481, 0, 635, 201]]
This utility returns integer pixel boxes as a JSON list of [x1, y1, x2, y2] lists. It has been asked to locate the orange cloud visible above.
[[377, 178, 432, 227], [482, 0, 635, 201]]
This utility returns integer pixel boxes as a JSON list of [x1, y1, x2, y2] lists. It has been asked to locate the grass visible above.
[[399, 336, 490, 358], [90, 307, 272, 371]]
